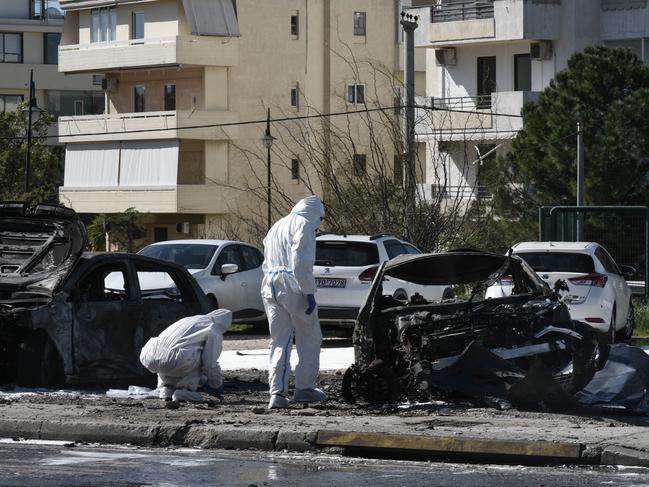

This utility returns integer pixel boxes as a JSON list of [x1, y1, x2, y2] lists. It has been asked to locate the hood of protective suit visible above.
[[207, 308, 232, 334], [291, 196, 325, 229]]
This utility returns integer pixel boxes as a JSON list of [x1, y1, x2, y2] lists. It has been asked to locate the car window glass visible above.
[[213, 245, 243, 274], [138, 244, 218, 270], [80, 264, 130, 302], [403, 244, 421, 255], [384, 240, 407, 259], [515, 252, 595, 273], [240, 245, 263, 271], [134, 263, 195, 302], [596, 247, 621, 275], [315, 241, 379, 266]]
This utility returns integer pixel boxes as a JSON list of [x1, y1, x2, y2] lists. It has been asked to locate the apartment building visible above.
[[408, 0, 649, 204], [0, 1, 101, 132], [56, 0, 421, 242]]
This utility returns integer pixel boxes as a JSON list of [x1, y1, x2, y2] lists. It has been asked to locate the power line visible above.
[[0, 104, 524, 142]]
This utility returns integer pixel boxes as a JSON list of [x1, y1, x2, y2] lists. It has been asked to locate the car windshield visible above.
[[316, 241, 379, 267], [515, 252, 595, 273], [138, 244, 219, 270]]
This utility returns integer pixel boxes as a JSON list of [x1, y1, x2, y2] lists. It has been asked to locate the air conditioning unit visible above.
[[530, 41, 553, 60], [176, 222, 191, 234], [101, 77, 118, 92], [435, 48, 457, 66]]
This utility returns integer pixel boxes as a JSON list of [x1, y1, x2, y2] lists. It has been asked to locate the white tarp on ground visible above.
[[119, 140, 179, 187], [64, 143, 120, 187], [219, 347, 354, 372], [182, 0, 240, 36]]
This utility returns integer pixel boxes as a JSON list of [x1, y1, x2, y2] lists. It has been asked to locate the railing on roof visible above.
[[419, 95, 494, 111], [430, 1, 495, 23]]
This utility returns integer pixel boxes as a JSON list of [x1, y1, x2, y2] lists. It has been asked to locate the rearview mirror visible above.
[[221, 263, 238, 275], [620, 265, 636, 279]]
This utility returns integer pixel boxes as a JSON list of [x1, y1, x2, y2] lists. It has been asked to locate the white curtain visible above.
[[119, 141, 179, 187], [64, 143, 120, 188]]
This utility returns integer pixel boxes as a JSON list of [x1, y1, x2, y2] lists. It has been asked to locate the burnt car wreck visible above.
[[0, 203, 211, 387], [342, 251, 607, 410]]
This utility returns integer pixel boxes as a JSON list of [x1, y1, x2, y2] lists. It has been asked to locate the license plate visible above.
[[316, 278, 346, 288]]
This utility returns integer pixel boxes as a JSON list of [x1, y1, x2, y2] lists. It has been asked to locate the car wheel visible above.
[[16, 332, 64, 388], [619, 302, 635, 344], [207, 294, 219, 310]]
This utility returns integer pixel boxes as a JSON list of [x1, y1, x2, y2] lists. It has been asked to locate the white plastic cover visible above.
[[119, 140, 179, 187], [64, 143, 120, 187], [182, 0, 240, 36]]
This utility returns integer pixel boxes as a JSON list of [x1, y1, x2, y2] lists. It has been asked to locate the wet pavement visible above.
[[0, 441, 648, 487]]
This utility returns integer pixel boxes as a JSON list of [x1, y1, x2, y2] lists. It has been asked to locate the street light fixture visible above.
[[261, 108, 276, 230], [24, 69, 45, 194]]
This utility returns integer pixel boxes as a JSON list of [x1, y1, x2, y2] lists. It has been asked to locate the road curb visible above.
[[4, 419, 649, 468]]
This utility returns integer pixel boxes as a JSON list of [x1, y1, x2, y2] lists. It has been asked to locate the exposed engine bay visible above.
[[342, 251, 606, 410]]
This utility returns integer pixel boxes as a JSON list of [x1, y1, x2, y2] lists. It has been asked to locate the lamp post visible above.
[[25, 69, 36, 194], [261, 108, 276, 230]]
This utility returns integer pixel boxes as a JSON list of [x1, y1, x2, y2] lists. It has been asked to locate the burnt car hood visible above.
[[0, 202, 86, 301], [383, 251, 514, 285]]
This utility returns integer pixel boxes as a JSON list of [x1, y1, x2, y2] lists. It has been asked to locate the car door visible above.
[[211, 244, 246, 315], [596, 246, 631, 326], [238, 244, 265, 317], [71, 259, 144, 383]]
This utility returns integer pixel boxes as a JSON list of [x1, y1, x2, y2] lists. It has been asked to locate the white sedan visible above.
[[486, 241, 635, 342], [138, 240, 266, 323]]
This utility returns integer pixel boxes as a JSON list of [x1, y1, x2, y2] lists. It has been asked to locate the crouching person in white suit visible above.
[[140, 309, 232, 402]]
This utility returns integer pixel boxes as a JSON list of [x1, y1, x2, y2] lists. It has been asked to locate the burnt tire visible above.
[[555, 321, 604, 394], [341, 361, 401, 405], [16, 333, 64, 388]]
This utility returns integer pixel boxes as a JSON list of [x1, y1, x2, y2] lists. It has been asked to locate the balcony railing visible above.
[[59, 36, 176, 53], [421, 96, 494, 111], [431, 1, 495, 23]]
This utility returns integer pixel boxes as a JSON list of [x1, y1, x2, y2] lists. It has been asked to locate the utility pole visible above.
[[400, 11, 418, 237], [261, 108, 275, 230], [25, 69, 35, 194], [576, 122, 584, 240]]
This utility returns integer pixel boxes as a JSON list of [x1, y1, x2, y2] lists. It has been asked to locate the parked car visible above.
[[342, 250, 605, 407], [485, 242, 635, 343], [137, 240, 266, 323], [0, 203, 212, 387], [313, 234, 453, 327]]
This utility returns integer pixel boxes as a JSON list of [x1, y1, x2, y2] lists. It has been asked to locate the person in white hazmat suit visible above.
[[139, 309, 232, 402], [262, 195, 327, 409]]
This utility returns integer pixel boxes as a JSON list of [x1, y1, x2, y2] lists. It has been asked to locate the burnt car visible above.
[[342, 250, 606, 408], [0, 202, 211, 387]]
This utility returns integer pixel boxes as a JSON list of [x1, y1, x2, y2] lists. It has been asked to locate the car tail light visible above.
[[359, 265, 379, 282], [568, 273, 608, 288]]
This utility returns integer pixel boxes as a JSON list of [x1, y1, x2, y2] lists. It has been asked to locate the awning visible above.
[[182, 0, 240, 37], [119, 141, 179, 187], [64, 143, 120, 187]]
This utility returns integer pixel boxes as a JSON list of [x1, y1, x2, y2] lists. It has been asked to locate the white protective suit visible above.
[[139, 309, 232, 399], [262, 195, 325, 398]]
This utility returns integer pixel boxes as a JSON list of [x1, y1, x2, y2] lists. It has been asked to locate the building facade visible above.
[[408, 0, 649, 204], [57, 0, 421, 243], [0, 1, 101, 132]]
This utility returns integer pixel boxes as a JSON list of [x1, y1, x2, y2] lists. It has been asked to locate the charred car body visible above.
[[0, 203, 211, 387], [342, 251, 606, 408]]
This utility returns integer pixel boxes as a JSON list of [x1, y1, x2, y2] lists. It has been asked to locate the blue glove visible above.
[[305, 294, 316, 315], [203, 384, 225, 399]]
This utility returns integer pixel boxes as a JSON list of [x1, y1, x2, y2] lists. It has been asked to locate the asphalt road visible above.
[[0, 441, 648, 487]]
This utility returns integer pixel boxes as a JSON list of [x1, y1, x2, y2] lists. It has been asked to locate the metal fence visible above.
[[430, 1, 495, 23], [539, 206, 649, 296], [425, 96, 493, 111]]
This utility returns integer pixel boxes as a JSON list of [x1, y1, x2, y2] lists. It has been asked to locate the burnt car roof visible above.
[[384, 251, 515, 285]]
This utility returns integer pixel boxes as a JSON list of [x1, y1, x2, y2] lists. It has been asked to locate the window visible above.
[[595, 247, 621, 275], [134, 85, 145, 113], [477, 56, 496, 109], [31, 1, 64, 20], [132, 11, 145, 40], [516, 252, 595, 274], [346, 83, 366, 105], [213, 245, 243, 274], [1, 33, 23, 63], [91, 7, 117, 43], [74, 99, 84, 116], [139, 243, 219, 270], [45, 90, 104, 117], [43, 33, 61, 64], [153, 227, 168, 243], [0, 95, 23, 113], [135, 263, 196, 303], [353, 154, 367, 176], [291, 158, 300, 180], [164, 84, 176, 111], [290, 11, 299, 38], [240, 245, 264, 271], [384, 240, 420, 259], [316, 241, 379, 267], [353, 11, 367, 36], [514, 53, 531, 92], [80, 264, 131, 302], [290, 85, 299, 110], [92, 74, 105, 86]]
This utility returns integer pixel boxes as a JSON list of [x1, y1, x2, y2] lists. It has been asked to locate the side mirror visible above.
[[220, 263, 238, 280], [620, 265, 636, 279]]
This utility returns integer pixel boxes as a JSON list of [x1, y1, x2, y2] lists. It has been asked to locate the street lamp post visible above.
[[261, 108, 276, 230], [25, 69, 36, 194]]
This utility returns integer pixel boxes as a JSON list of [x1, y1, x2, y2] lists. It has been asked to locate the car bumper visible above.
[[318, 306, 359, 327]]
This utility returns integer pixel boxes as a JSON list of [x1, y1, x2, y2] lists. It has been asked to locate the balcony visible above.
[[58, 35, 239, 74], [423, 0, 561, 47], [59, 184, 235, 215], [58, 110, 239, 143]]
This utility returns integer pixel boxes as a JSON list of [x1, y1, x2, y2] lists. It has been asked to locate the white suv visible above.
[[314, 234, 452, 327], [486, 242, 635, 342]]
